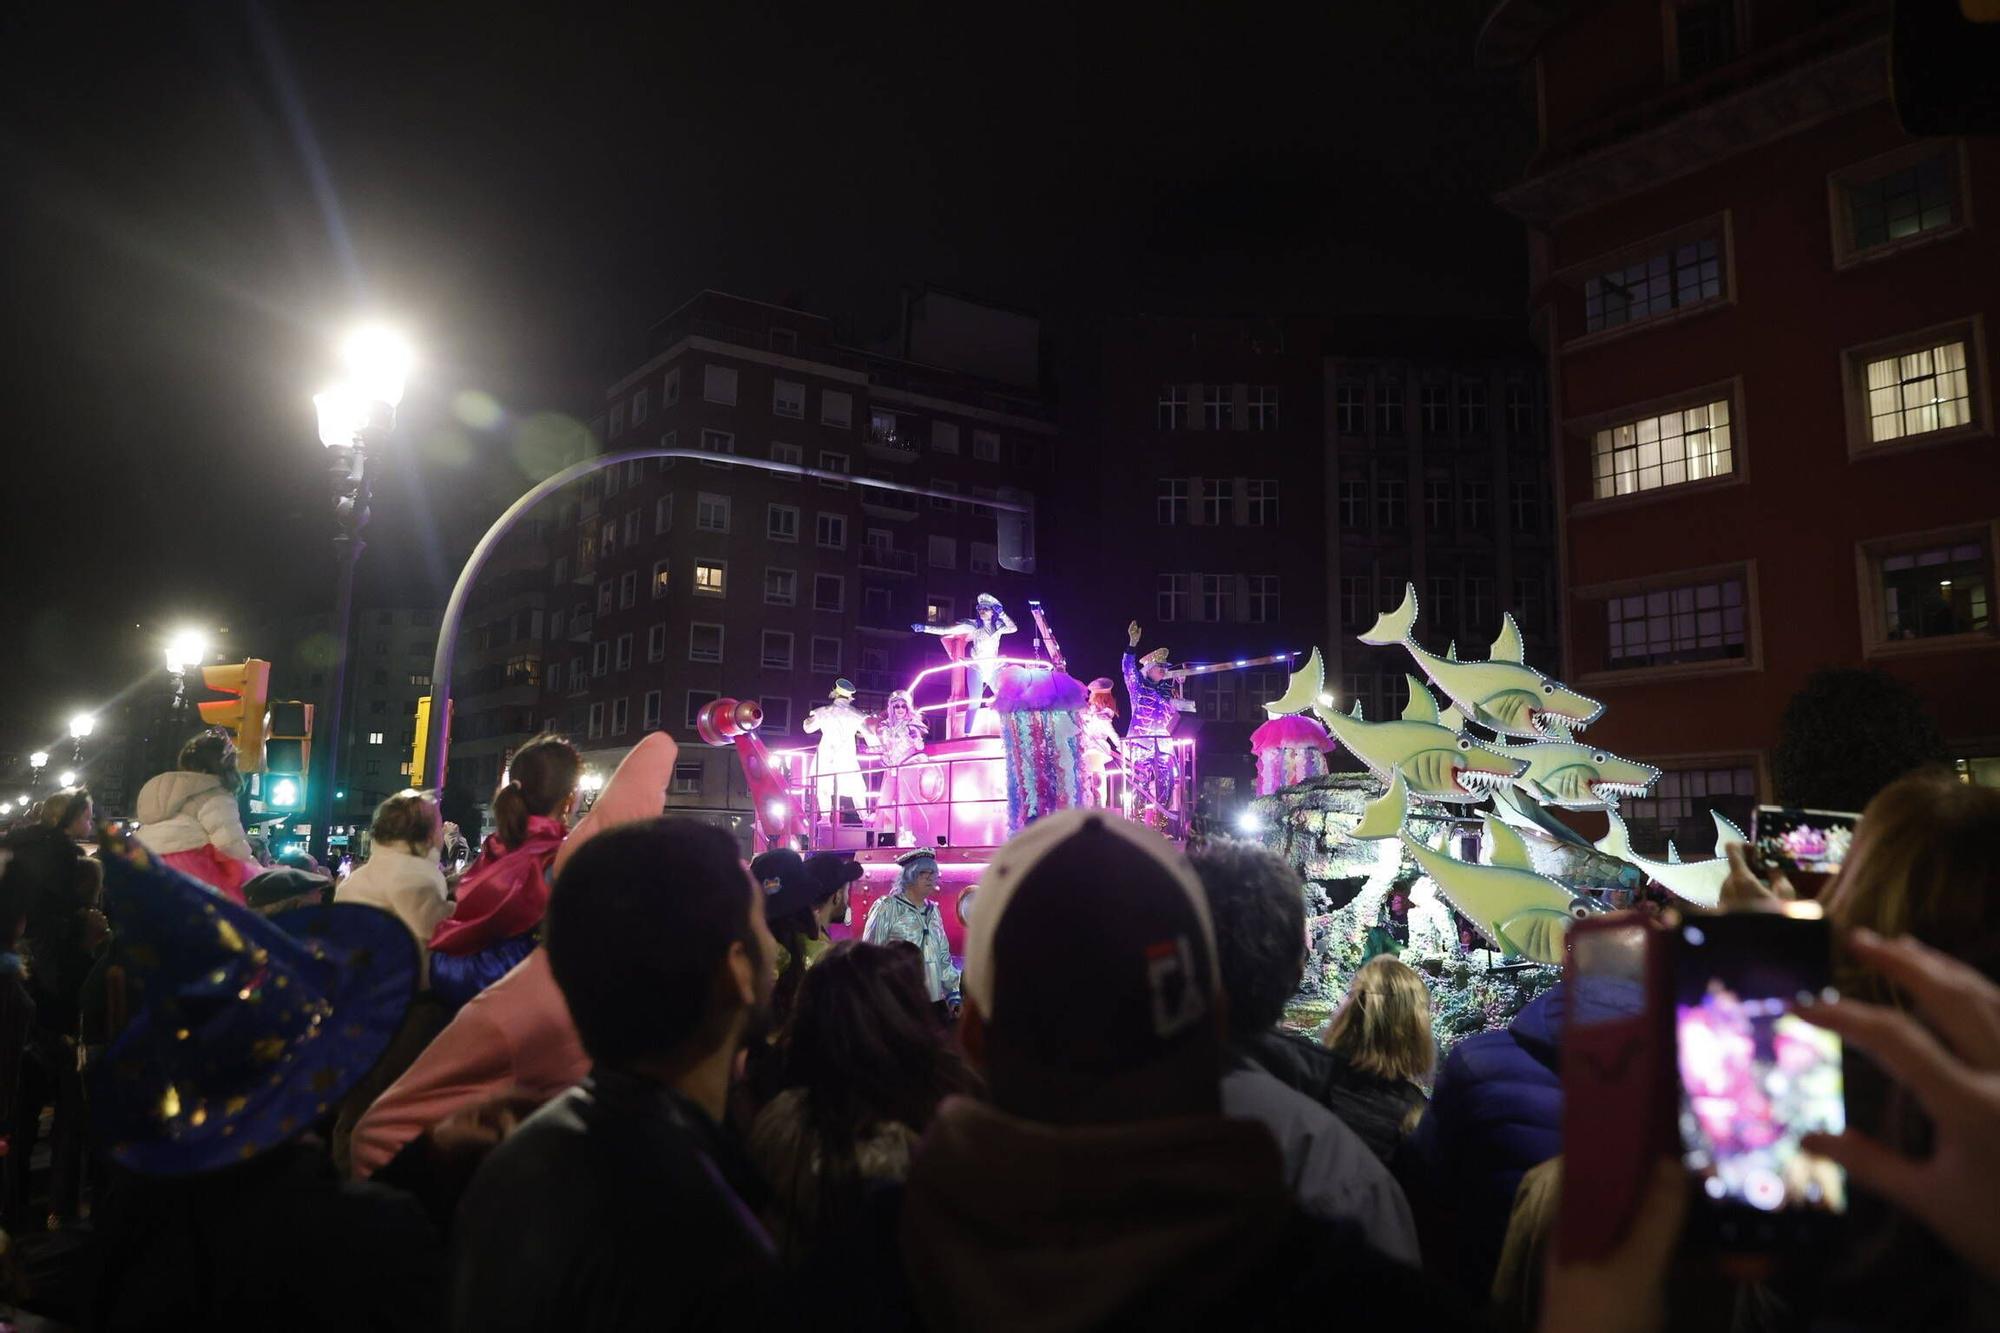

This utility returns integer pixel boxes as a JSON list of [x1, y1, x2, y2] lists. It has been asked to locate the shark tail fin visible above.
[[1358, 583, 1419, 647], [1446, 640, 1458, 661], [1711, 810, 1749, 851], [1350, 698, 1365, 721], [1666, 840, 1682, 864], [1596, 811, 1633, 861], [1354, 772, 1409, 840]]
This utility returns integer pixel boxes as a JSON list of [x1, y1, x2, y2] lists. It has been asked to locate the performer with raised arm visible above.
[[1122, 620, 1185, 828], [802, 678, 874, 839], [911, 592, 1017, 733]]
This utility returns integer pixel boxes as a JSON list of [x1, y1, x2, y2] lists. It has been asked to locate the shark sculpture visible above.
[[1359, 584, 1604, 740], [1595, 810, 1745, 909], [1259, 647, 1325, 718], [1404, 814, 1604, 965], [1311, 675, 1523, 803], [1487, 723, 1661, 811]]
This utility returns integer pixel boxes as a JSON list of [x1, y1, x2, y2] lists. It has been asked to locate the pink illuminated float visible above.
[[1250, 713, 1335, 796], [694, 696, 806, 848]]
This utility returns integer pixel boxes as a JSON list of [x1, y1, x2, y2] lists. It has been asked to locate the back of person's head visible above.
[[1825, 769, 2000, 985], [177, 730, 241, 794], [785, 941, 967, 1145], [0, 823, 92, 947], [276, 849, 321, 875], [546, 818, 767, 1070], [963, 809, 1221, 1125], [1324, 955, 1435, 1083], [1191, 839, 1306, 1042], [370, 789, 441, 853], [491, 734, 582, 848], [37, 787, 92, 835]]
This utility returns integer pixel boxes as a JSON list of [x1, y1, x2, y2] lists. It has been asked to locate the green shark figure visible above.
[[1595, 809, 1746, 910], [1487, 722, 1661, 811], [1402, 816, 1601, 965], [1312, 676, 1523, 803], [1359, 584, 1604, 740]]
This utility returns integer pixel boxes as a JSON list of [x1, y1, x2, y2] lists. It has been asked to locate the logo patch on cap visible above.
[[1144, 936, 1207, 1039]]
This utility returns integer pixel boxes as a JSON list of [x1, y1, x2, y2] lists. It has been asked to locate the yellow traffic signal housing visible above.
[[198, 659, 272, 773], [411, 696, 432, 788], [264, 701, 313, 811]]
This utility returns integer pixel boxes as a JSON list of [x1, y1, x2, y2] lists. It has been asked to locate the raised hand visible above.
[[1127, 620, 1142, 647], [1719, 842, 1795, 910], [1797, 929, 2000, 1283]]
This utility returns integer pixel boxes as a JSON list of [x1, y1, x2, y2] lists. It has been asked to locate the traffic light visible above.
[[263, 701, 313, 812], [198, 659, 272, 773]]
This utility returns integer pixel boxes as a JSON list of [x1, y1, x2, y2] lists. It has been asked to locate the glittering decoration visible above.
[[1250, 713, 1335, 796], [995, 664, 1088, 834]]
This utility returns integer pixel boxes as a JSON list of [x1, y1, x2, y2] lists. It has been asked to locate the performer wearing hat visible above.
[[803, 679, 875, 839], [1079, 676, 1123, 809], [861, 849, 959, 1012], [1122, 621, 1184, 827], [871, 690, 931, 844], [913, 592, 1017, 734]]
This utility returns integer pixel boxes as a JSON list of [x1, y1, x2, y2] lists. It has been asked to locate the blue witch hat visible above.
[[91, 834, 417, 1176]]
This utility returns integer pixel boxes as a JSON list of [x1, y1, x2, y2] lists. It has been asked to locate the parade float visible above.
[[706, 585, 1742, 1044]]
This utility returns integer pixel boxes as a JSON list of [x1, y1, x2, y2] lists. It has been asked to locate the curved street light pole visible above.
[[422, 448, 1033, 792]]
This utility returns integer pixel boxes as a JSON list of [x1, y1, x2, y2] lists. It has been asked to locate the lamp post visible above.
[[68, 713, 95, 767], [310, 325, 412, 860], [27, 752, 47, 797]]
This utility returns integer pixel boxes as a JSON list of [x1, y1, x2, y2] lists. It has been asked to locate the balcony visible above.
[[862, 423, 921, 464], [859, 542, 917, 575], [858, 481, 919, 522]]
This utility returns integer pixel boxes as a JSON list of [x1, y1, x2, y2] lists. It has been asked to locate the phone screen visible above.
[[1674, 914, 1845, 1237], [1751, 805, 1860, 875]]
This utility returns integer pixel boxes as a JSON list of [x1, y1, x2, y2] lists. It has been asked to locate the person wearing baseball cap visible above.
[[897, 809, 1478, 1332], [861, 849, 957, 1010], [752, 848, 827, 1025]]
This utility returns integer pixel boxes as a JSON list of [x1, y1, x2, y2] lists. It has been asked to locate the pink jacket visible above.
[[348, 732, 679, 1178]]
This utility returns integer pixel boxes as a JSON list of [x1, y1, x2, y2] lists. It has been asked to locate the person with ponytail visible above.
[[133, 731, 260, 903], [426, 735, 583, 1009]]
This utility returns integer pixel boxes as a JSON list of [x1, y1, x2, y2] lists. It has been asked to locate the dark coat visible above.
[[449, 1069, 777, 1332], [1239, 1029, 1426, 1166]]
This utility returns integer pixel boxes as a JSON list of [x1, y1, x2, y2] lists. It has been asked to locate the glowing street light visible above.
[[338, 325, 414, 408], [165, 628, 209, 672], [68, 714, 95, 740], [28, 752, 47, 773], [58, 771, 76, 788]]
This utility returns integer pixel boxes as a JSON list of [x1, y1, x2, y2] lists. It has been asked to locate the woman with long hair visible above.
[[748, 941, 974, 1258], [133, 731, 260, 903], [427, 735, 582, 1009], [1321, 954, 1435, 1164]]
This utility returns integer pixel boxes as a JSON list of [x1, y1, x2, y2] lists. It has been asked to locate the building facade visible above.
[[1082, 317, 1554, 826], [537, 290, 1057, 836], [1484, 0, 2000, 849]]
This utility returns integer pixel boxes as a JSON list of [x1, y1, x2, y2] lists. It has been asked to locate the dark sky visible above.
[[0, 0, 1532, 750]]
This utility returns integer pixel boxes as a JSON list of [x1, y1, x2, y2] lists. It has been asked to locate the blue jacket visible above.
[[1402, 983, 1578, 1300]]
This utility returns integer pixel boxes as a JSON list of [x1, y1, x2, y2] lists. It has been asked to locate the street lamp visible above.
[[165, 629, 208, 674], [310, 324, 411, 860], [58, 770, 76, 788], [69, 712, 95, 765]]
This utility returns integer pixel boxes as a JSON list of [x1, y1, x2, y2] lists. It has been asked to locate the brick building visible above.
[[1079, 317, 1554, 825], [538, 290, 1057, 837], [1482, 0, 2000, 849]]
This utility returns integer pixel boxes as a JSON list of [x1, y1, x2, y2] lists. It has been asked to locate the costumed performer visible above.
[[912, 592, 1017, 733], [860, 848, 960, 1014], [871, 690, 931, 845], [1079, 676, 1123, 809], [802, 678, 874, 836]]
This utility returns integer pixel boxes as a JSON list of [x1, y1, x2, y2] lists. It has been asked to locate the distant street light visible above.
[[58, 770, 76, 788], [311, 324, 411, 859], [69, 712, 96, 765], [165, 629, 208, 673], [28, 752, 47, 773]]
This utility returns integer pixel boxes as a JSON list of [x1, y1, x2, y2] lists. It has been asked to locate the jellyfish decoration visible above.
[[1250, 713, 1335, 796], [991, 663, 1089, 835]]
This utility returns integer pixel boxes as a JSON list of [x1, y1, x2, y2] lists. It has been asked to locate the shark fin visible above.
[[1439, 705, 1467, 732], [1666, 840, 1682, 864], [1596, 810, 1634, 861], [1260, 647, 1324, 717], [1491, 614, 1526, 664], [1400, 676, 1437, 724], [1359, 583, 1419, 647], [1483, 816, 1535, 871], [1543, 718, 1573, 743], [1446, 640, 1458, 661], [1350, 698, 1365, 721], [1353, 772, 1409, 840], [1711, 810, 1749, 851]]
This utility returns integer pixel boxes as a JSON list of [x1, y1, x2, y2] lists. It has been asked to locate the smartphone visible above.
[[1751, 805, 1860, 876], [1674, 910, 1845, 1249]]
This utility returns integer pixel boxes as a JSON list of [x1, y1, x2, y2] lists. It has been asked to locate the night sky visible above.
[[0, 1, 1531, 749]]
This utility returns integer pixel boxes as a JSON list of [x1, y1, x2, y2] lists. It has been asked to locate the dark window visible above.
[[1674, 0, 1736, 79]]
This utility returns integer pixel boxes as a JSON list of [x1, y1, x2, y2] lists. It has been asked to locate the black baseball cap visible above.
[[964, 809, 1221, 1124], [750, 848, 817, 919]]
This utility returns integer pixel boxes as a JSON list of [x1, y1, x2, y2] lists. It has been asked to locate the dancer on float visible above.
[[912, 592, 1017, 734], [871, 689, 930, 845], [1079, 676, 1122, 809], [803, 678, 874, 838], [1122, 620, 1184, 826]]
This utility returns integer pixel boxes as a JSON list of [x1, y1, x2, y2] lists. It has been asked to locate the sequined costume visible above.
[[1121, 648, 1182, 824], [871, 693, 931, 843], [914, 595, 1018, 732]]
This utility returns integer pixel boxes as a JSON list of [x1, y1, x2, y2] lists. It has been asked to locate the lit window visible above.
[[1157, 478, 1188, 525], [703, 364, 738, 406], [1864, 340, 1971, 444], [762, 631, 794, 670], [773, 379, 804, 419], [689, 623, 723, 663], [925, 595, 954, 626], [694, 561, 726, 597], [764, 567, 797, 606], [367, 731, 385, 745], [1875, 537, 1991, 643], [1591, 399, 1734, 498]]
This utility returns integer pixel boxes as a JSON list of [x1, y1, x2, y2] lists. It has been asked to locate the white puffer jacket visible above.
[[133, 771, 256, 862]]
